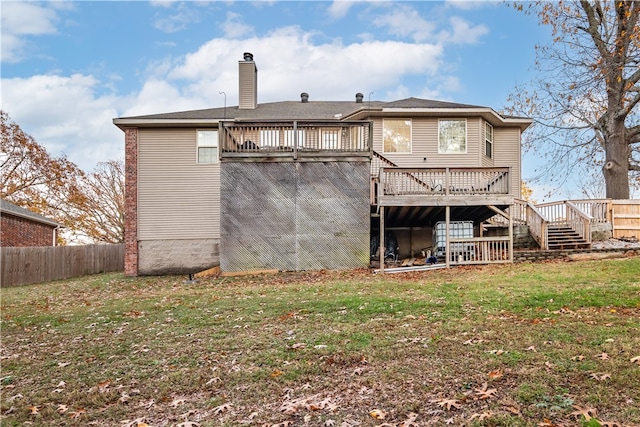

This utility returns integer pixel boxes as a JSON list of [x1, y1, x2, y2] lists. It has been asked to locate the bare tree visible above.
[[508, 1, 639, 199]]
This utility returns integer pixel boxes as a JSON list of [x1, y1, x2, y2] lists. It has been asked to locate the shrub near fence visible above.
[[1, 244, 124, 287]]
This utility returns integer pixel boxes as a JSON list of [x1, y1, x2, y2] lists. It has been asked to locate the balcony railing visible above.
[[220, 121, 372, 158], [378, 167, 510, 197]]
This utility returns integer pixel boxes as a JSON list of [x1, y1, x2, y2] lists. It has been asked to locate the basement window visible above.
[[383, 119, 412, 153], [197, 130, 218, 164]]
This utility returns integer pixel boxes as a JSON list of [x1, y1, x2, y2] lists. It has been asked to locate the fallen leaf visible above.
[[57, 361, 71, 367], [631, 356, 640, 365], [28, 406, 40, 415], [213, 403, 231, 415], [589, 372, 611, 381], [571, 355, 585, 361], [57, 404, 69, 414], [98, 379, 111, 392], [597, 353, 609, 360], [271, 369, 283, 378], [487, 369, 503, 380], [474, 383, 498, 400], [430, 398, 462, 411], [170, 398, 186, 408], [470, 411, 493, 421], [176, 422, 200, 427], [525, 346, 537, 352], [369, 408, 387, 419], [570, 405, 597, 421], [68, 408, 86, 419]]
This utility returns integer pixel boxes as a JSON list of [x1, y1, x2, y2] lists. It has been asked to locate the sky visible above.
[[1, 0, 568, 200]]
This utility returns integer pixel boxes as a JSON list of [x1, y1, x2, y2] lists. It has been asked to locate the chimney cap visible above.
[[300, 92, 309, 103], [355, 92, 364, 103], [243, 52, 254, 61]]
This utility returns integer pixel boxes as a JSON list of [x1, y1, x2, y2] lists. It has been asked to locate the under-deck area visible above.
[[371, 166, 516, 270]]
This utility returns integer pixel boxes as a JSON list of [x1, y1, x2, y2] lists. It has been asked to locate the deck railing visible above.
[[220, 121, 372, 157], [379, 167, 510, 197], [526, 201, 548, 250], [447, 236, 511, 265], [571, 199, 610, 223]]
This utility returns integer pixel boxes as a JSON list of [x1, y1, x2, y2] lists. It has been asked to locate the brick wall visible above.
[[1, 214, 56, 247], [124, 128, 138, 276]]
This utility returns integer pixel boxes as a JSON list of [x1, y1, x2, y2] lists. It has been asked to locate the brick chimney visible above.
[[238, 52, 257, 110]]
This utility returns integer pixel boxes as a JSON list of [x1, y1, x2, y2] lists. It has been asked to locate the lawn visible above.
[[1, 258, 639, 427]]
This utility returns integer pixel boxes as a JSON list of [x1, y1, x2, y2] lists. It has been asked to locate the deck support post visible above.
[[380, 207, 385, 274], [509, 204, 514, 263], [445, 205, 451, 269]]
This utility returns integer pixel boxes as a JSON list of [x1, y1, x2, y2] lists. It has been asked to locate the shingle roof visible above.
[[116, 97, 482, 121], [0, 199, 61, 227]]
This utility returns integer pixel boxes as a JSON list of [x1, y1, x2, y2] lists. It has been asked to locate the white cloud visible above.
[[327, 1, 356, 19], [1, 75, 124, 171], [153, 3, 201, 33], [167, 25, 443, 105], [0, 2, 60, 62], [371, 4, 436, 43], [439, 16, 488, 44], [220, 11, 254, 39]]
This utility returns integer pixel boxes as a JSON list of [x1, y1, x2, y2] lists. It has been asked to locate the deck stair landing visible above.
[[547, 224, 591, 250]]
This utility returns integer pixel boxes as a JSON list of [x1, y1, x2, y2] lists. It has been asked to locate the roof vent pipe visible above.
[[355, 93, 364, 103], [243, 52, 254, 61], [301, 92, 309, 103]]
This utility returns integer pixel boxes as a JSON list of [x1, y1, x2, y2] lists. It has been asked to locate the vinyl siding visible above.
[[493, 127, 521, 197], [138, 129, 220, 240], [373, 117, 483, 168]]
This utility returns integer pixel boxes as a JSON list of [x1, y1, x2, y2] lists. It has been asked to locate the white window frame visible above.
[[259, 129, 280, 148], [196, 130, 218, 164], [438, 119, 467, 154], [321, 128, 340, 150], [284, 129, 305, 148], [485, 121, 493, 159], [383, 119, 412, 153]]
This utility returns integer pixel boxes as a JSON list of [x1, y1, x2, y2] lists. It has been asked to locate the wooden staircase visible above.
[[547, 224, 591, 250]]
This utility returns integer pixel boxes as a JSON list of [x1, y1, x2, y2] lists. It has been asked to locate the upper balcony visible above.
[[375, 166, 513, 207], [220, 121, 372, 161]]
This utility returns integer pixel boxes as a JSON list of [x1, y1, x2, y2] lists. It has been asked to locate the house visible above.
[[0, 199, 61, 247], [113, 53, 533, 276]]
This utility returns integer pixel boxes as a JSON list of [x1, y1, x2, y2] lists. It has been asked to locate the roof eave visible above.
[[112, 118, 222, 130]]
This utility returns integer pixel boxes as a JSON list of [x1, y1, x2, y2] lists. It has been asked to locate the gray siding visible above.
[[138, 129, 220, 240], [494, 127, 522, 197], [372, 117, 482, 168]]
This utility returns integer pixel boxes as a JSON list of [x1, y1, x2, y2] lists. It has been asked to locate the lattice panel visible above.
[[220, 161, 370, 272]]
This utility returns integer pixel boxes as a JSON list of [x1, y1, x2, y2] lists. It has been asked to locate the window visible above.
[[284, 129, 305, 148], [197, 130, 218, 163], [321, 128, 340, 149], [260, 129, 280, 147], [485, 122, 493, 158], [438, 119, 466, 154], [383, 119, 412, 153]]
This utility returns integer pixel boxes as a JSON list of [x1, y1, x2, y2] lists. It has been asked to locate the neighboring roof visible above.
[[0, 199, 61, 228], [113, 97, 532, 131]]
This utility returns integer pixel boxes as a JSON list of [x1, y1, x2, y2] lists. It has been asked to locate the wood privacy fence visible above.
[[611, 199, 640, 239], [1, 244, 124, 287]]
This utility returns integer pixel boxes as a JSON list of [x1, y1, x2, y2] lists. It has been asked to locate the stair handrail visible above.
[[566, 201, 592, 244], [526, 201, 550, 250]]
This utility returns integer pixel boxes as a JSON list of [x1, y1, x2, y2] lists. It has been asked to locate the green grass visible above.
[[1, 259, 639, 426]]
